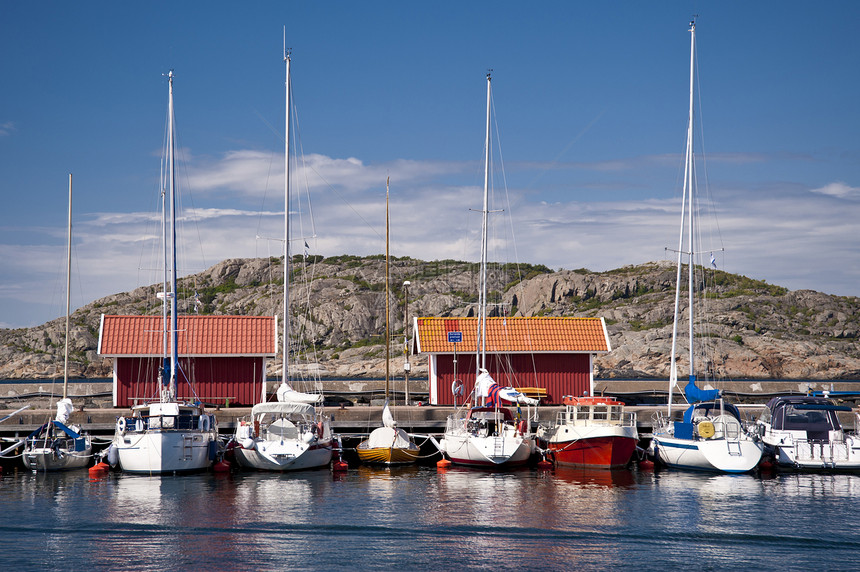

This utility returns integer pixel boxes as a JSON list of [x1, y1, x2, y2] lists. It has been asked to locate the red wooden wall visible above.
[[115, 356, 266, 407], [431, 353, 591, 405]]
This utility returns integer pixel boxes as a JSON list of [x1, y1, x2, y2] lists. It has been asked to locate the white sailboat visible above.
[[437, 73, 536, 468], [108, 71, 219, 474], [22, 174, 93, 472], [232, 42, 333, 472], [649, 20, 762, 473]]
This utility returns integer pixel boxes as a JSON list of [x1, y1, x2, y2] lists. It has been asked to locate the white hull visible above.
[[233, 440, 333, 471], [756, 396, 860, 471], [652, 434, 762, 473], [23, 441, 92, 472], [441, 432, 533, 467], [762, 434, 860, 470], [114, 429, 216, 474], [232, 402, 333, 472]]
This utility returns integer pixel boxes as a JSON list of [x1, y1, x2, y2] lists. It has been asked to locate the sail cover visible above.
[[683, 377, 720, 403], [365, 426, 413, 449], [276, 382, 323, 404], [251, 402, 315, 417]]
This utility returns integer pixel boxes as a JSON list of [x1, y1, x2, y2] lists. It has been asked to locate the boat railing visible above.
[[794, 438, 850, 462], [559, 406, 636, 428], [118, 414, 210, 432], [26, 437, 80, 451]]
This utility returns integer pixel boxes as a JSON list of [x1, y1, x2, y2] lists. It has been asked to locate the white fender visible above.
[[107, 444, 118, 466]]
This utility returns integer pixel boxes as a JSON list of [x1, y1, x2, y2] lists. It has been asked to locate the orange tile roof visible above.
[[98, 315, 276, 357], [414, 316, 610, 354]]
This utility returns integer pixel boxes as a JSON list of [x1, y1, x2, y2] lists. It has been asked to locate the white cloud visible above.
[[811, 181, 860, 199], [3, 151, 859, 329]]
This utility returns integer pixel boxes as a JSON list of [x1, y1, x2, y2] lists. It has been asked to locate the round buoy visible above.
[[332, 459, 349, 471], [88, 462, 110, 476], [537, 459, 553, 470], [638, 459, 655, 471], [436, 458, 452, 469], [214, 459, 231, 473], [759, 458, 774, 472]]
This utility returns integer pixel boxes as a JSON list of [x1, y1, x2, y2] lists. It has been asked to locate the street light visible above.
[[403, 280, 411, 405]]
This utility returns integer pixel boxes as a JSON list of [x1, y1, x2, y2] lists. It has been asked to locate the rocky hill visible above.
[[2, 256, 859, 381]]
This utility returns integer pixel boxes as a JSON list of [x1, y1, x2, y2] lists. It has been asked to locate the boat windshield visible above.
[[683, 401, 742, 423], [778, 405, 841, 431]]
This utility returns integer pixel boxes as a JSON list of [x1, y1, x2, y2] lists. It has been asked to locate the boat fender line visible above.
[[117, 418, 127, 435]]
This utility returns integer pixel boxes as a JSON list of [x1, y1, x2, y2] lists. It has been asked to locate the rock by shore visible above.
[[1, 257, 858, 381]]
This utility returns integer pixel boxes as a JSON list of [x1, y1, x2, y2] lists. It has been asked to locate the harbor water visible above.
[[2, 465, 860, 570]]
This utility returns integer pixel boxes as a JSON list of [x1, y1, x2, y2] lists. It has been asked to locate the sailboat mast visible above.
[[160, 104, 168, 400], [667, 20, 697, 417], [478, 72, 491, 377], [169, 71, 179, 401], [63, 174, 72, 400], [283, 40, 292, 386], [686, 20, 696, 383], [385, 178, 390, 401]]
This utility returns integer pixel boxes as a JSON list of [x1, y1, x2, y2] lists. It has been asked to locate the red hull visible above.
[[547, 436, 637, 469]]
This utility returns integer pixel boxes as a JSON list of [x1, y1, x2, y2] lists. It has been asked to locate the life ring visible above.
[[452, 379, 464, 397], [697, 421, 715, 439], [199, 415, 210, 432], [117, 417, 127, 435]]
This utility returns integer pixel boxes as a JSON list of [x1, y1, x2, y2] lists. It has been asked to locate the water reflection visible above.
[[552, 466, 636, 488], [2, 466, 860, 570]]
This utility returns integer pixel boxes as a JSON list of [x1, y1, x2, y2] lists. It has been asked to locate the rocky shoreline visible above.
[[2, 257, 859, 382]]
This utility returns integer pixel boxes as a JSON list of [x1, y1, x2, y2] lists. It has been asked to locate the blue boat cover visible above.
[[683, 375, 721, 403], [52, 421, 82, 439], [673, 421, 694, 440], [793, 403, 852, 412]]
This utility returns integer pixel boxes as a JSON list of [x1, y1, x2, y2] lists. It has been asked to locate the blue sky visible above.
[[1, 1, 859, 328]]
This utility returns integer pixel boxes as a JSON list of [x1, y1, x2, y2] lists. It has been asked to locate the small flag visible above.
[[710, 253, 717, 269]]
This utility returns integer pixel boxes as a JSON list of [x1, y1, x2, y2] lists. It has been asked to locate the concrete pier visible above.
[[2, 378, 858, 441]]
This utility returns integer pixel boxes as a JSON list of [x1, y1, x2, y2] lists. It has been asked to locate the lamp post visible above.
[[403, 280, 411, 405]]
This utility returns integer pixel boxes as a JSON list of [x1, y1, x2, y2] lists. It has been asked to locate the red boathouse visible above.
[[413, 316, 611, 405], [98, 315, 277, 408]]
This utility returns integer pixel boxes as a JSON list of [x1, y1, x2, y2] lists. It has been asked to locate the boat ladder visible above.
[[726, 440, 742, 456], [494, 435, 505, 458]]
